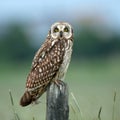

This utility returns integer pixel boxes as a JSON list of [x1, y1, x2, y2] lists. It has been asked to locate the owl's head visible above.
[[50, 22, 73, 39]]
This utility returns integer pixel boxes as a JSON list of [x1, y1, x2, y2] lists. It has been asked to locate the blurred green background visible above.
[[0, 1, 120, 120]]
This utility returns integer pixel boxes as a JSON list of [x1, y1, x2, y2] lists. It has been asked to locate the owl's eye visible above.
[[54, 27, 59, 32], [64, 27, 69, 32]]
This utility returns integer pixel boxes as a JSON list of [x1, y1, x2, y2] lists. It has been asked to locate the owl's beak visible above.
[[60, 31, 63, 38]]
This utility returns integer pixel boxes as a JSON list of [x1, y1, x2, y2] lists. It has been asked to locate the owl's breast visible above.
[[57, 39, 73, 81]]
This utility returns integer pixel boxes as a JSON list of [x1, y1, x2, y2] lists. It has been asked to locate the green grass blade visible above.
[[71, 92, 80, 112], [98, 106, 102, 120], [9, 89, 14, 106]]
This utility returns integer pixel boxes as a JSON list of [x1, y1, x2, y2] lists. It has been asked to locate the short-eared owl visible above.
[[20, 22, 73, 106]]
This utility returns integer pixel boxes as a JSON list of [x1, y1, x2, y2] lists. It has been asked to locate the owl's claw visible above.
[[54, 79, 63, 85], [54, 80, 64, 90]]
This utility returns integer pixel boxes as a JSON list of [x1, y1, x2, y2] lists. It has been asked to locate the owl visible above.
[[20, 22, 73, 106]]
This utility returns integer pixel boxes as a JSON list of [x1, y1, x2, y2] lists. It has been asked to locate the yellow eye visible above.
[[64, 27, 69, 32], [54, 27, 59, 32]]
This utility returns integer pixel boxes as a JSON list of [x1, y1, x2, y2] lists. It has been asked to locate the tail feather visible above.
[[20, 91, 32, 107]]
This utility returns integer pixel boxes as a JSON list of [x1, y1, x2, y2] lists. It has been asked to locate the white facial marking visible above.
[[50, 22, 72, 39]]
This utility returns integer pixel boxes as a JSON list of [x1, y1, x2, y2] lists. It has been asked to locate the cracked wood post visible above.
[[46, 81, 69, 120]]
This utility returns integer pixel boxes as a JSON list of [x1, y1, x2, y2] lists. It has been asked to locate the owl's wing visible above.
[[26, 37, 65, 91]]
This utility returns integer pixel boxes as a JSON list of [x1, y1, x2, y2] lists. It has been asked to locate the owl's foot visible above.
[[54, 79, 63, 86], [54, 80, 64, 90]]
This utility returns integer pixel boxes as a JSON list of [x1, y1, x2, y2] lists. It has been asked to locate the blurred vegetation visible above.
[[0, 23, 35, 63], [0, 21, 120, 63], [74, 23, 120, 58]]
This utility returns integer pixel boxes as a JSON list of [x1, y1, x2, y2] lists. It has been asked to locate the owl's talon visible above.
[[54, 80, 64, 90], [54, 79, 62, 85]]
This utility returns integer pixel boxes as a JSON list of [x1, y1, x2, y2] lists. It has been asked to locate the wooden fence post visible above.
[[46, 81, 69, 120]]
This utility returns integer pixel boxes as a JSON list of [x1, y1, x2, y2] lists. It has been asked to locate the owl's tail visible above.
[[20, 91, 32, 107]]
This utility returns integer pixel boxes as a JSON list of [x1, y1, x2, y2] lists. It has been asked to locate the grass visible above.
[[0, 57, 120, 120], [9, 90, 20, 120], [98, 106, 102, 120]]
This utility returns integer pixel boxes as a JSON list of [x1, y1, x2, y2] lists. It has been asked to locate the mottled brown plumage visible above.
[[20, 22, 73, 106]]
